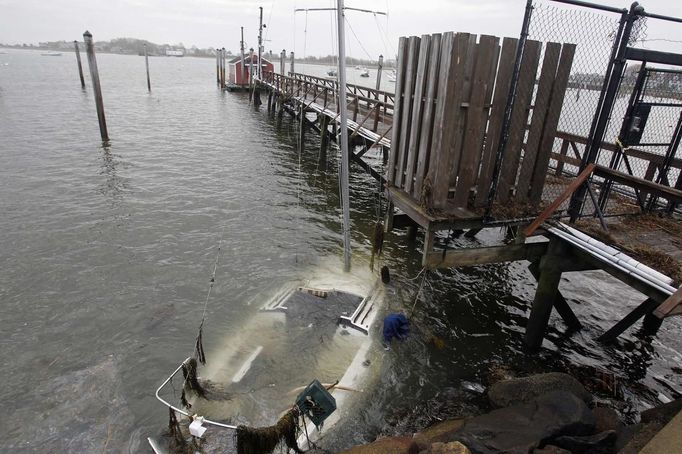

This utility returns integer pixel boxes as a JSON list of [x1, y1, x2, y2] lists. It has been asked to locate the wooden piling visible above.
[[525, 239, 565, 350], [280, 49, 285, 75], [376, 54, 383, 91], [290, 51, 295, 75], [144, 44, 151, 92], [74, 40, 85, 88], [82, 31, 109, 142], [216, 47, 220, 85], [221, 48, 226, 88], [320, 115, 330, 153]]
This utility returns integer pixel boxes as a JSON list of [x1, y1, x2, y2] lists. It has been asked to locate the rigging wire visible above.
[[345, 17, 374, 60]]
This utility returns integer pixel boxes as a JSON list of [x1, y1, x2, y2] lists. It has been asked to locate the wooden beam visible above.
[[529, 261, 582, 330], [598, 298, 660, 342], [526, 240, 564, 350], [653, 286, 682, 319], [523, 163, 596, 237], [594, 165, 682, 204], [424, 241, 548, 268]]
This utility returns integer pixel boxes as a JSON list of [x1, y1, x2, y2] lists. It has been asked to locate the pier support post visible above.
[[528, 261, 582, 331], [289, 51, 295, 75], [376, 54, 383, 91], [280, 49, 285, 75], [216, 47, 220, 85], [525, 239, 566, 350], [267, 91, 273, 112], [144, 44, 151, 92], [642, 311, 664, 336], [74, 40, 85, 88], [83, 30, 109, 142], [319, 115, 330, 152]]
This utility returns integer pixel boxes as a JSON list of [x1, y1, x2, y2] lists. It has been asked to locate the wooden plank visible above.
[[450, 35, 480, 190], [523, 163, 596, 237], [424, 241, 548, 268], [387, 37, 408, 184], [497, 39, 542, 203], [554, 139, 570, 176], [413, 33, 442, 200], [429, 33, 473, 210], [395, 36, 421, 188], [653, 286, 682, 319], [529, 43, 577, 205], [404, 35, 432, 194], [425, 32, 456, 209], [516, 42, 561, 202], [453, 35, 500, 207], [474, 37, 518, 207], [594, 165, 682, 204]]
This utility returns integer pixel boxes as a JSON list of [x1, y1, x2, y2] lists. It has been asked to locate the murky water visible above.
[[1, 50, 680, 453]]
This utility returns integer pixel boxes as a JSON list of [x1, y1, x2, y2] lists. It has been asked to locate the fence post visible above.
[[83, 30, 109, 142], [569, 3, 643, 221], [144, 44, 151, 92], [74, 40, 85, 88]]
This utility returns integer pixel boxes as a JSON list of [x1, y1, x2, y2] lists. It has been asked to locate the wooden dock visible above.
[[249, 29, 682, 351]]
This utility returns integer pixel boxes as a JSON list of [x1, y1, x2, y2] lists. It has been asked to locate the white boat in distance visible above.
[[41, 51, 62, 56], [359, 68, 370, 77], [327, 68, 338, 77], [387, 69, 397, 83]]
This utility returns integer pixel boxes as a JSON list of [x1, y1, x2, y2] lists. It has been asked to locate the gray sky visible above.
[[1, 0, 681, 58]]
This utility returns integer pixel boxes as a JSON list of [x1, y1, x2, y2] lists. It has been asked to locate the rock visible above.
[[592, 406, 622, 432], [339, 436, 420, 454], [551, 430, 617, 453], [421, 441, 470, 454], [414, 419, 466, 450], [641, 398, 682, 425], [450, 391, 595, 454], [487, 372, 593, 408], [533, 446, 571, 454]]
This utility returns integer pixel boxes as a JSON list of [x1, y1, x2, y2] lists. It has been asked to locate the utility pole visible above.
[[258, 6, 264, 79]]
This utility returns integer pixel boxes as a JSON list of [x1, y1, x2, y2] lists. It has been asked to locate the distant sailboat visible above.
[[387, 69, 397, 82]]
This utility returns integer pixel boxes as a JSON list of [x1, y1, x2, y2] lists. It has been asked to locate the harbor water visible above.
[[1, 50, 680, 452]]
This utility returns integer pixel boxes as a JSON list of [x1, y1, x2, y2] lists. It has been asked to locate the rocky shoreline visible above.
[[335, 371, 681, 454]]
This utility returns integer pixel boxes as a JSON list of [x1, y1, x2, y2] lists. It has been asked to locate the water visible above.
[[1, 49, 680, 452]]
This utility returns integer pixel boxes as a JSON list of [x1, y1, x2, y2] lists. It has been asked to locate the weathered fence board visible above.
[[497, 39, 542, 203], [387, 37, 408, 183], [453, 35, 500, 207], [474, 37, 518, 207], [404, 35, 432, 194], [413, 33, 442, 200], [516, 42, 562, 203], [395, 36, 420, 188], [529, 43, 576, 205]]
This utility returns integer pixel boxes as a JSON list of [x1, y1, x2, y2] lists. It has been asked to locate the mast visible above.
[[240, 27, 246, 83], [336, 0, 351, 272], [258, 6, 264, 79]]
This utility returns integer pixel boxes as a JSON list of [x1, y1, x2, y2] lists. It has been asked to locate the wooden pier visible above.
[[248, 28, 682, 351]]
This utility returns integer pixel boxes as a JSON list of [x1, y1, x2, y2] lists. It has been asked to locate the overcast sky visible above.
[[1, 0, 680, 58]]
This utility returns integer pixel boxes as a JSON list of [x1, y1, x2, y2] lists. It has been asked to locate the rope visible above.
[[193, 223, 226, 364], [345, 17, 374, 60], [409, 267, 428, 318]]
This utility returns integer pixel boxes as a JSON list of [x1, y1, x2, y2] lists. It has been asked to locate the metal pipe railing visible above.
[[154, 357, 238, 430]]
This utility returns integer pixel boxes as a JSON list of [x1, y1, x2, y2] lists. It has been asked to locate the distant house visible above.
[[228, 54, 274, 87], [166, 49, 184, 57]]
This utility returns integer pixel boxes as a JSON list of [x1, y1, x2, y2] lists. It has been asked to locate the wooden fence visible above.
[[386, 32, 576, 213]]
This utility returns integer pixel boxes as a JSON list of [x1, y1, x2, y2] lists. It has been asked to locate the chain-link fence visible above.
[[492, 0, 682, 220]]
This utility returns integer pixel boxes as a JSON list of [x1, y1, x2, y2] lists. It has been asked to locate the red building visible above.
[[228, 54, 274, 87]]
